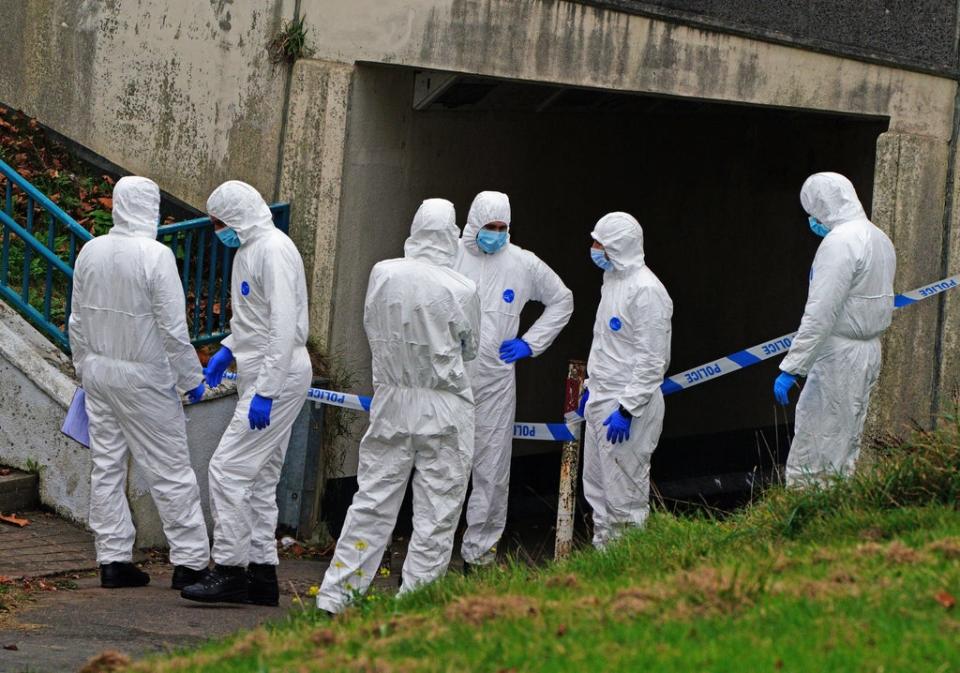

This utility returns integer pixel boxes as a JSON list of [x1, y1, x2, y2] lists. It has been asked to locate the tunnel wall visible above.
[[329, 65, 889, 472]]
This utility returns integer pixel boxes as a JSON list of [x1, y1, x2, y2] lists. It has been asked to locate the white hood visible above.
[[206, 180, 275, 245], [111, 176, 160, 239], [404, 198, 459, 268], [462, 191, 511, 255], [591, 212, 646, 272], [800, 172, 867, 231]]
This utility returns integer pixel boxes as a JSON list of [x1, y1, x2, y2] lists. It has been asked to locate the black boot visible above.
[[100, 562, 150, 588], [180, 564, 248, 604], [171, 565, 210, 590], [246, 563, 280, 606]]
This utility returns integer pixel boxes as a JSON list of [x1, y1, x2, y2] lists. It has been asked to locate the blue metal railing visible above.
[[156, 205, 290, 346], [0, 158, 93, 351], [0, 157, 290, 352]]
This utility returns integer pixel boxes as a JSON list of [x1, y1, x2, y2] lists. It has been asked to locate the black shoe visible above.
[[180, 564, 248, 604], [246, 563, 280, 606], [171, 565, 210, 590], [100, 562, 150, 588]]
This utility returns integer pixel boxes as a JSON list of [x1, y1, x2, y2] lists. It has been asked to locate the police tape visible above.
[[221, 372, 579, 442], [659, 273, 960, 396], [218, 273, 958, 443]]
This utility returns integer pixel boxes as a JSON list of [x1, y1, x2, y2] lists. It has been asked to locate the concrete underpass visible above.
[[324, 65, 889, 532]]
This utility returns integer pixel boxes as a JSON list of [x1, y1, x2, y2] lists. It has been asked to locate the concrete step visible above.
[[0, 468, 40, 513]]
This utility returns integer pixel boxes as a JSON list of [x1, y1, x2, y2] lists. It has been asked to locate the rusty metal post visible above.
[[554, 360, 586, 561]]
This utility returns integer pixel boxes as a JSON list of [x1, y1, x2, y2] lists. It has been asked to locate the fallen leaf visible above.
[[935, 591, 956, 610], [2, 644, 18, 651], [0, 513, 29, 528], [0, 468, 11, 476], [96, 197, 113, 209]]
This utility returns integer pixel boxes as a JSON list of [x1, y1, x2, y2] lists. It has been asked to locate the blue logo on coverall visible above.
[[503, 289, 515, 303], [609, 317, 622, 331], [241, 281, 250, 296]]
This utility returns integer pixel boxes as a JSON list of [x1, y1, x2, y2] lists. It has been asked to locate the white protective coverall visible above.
[[206, 181, 312, 567], [69, 176, 209, 568], [455, 191, 573, 566], [781, 172, 896, 486], [582, 212, 672, 549], [317, 199, 480, 613]]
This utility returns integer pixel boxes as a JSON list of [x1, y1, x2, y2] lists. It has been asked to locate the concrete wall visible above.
[[2, 0, 958, 474], [286, 0, 958, 473], [576, 0, 960, 75], [869, 133, 951, 437], [0, 0, 294, 209], [301, 0, 955, 138], [0, 301, 90, 524]]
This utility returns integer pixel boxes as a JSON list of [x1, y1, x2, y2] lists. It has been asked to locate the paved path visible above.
[[0, 511, 98, 578], [0, 512, 362, 673], [0, 557, 347, 673]]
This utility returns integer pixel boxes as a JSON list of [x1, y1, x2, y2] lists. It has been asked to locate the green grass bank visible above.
[[111, 413, 960, 673]]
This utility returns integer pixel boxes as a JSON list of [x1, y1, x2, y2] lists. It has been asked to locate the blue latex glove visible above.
[[774, 372, 798, 406], [248, 394, 273, 431], [603, 408, 632, 444], [499, 338, 532, 364], [187, 382, 205, 404], [204, 346, 234, 388], [577, 388, 589, 417]]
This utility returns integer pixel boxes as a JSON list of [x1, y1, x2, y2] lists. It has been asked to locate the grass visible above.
[[268, 15, 313, 65], [113, 410, 960, 673]]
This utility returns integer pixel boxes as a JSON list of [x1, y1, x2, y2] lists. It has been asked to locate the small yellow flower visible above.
[[292, 596, 302, 604], [334, 561, 346, 569], [377, 567, 390, 578], [355, 569, 365, 578], [307, 585, 319, 597], [354, 540, 368, 551]]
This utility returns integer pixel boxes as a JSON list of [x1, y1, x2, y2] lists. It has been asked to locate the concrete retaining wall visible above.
[[0, 301, 237, 548]]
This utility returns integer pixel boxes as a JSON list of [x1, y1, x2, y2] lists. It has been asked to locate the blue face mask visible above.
[[808, 216, 830, 238], [216, 227, 241, 248], [476, 229, 508, 254], [591, 247, 614, 271]]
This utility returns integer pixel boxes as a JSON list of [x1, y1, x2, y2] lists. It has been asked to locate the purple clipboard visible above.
[[61, 388, 90, 448]]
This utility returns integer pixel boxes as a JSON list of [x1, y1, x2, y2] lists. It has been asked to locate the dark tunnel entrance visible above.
[[323, 65, 890, 553]]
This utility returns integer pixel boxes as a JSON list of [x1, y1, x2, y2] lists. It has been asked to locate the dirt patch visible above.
[[444, 595, 539, 625], [311, 627, 339, 647], [672, 567, 762, 618], [883, 541, 926, 564], [811, 549, 839, 563], [224, 629, 270, 658], [926, 538, 960, 560], [609, 586, 663, 618], [858, 527, 887, 542], [856, 540, 926, 564], [783, 568, 862, 600], [771, 554, 795, 573], [574, 595, 601, 610], [79, 650, 131, 673], [545, 573, 579, 589]]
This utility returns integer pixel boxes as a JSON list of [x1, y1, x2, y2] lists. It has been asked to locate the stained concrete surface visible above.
[[0, 558, 339, 673]]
